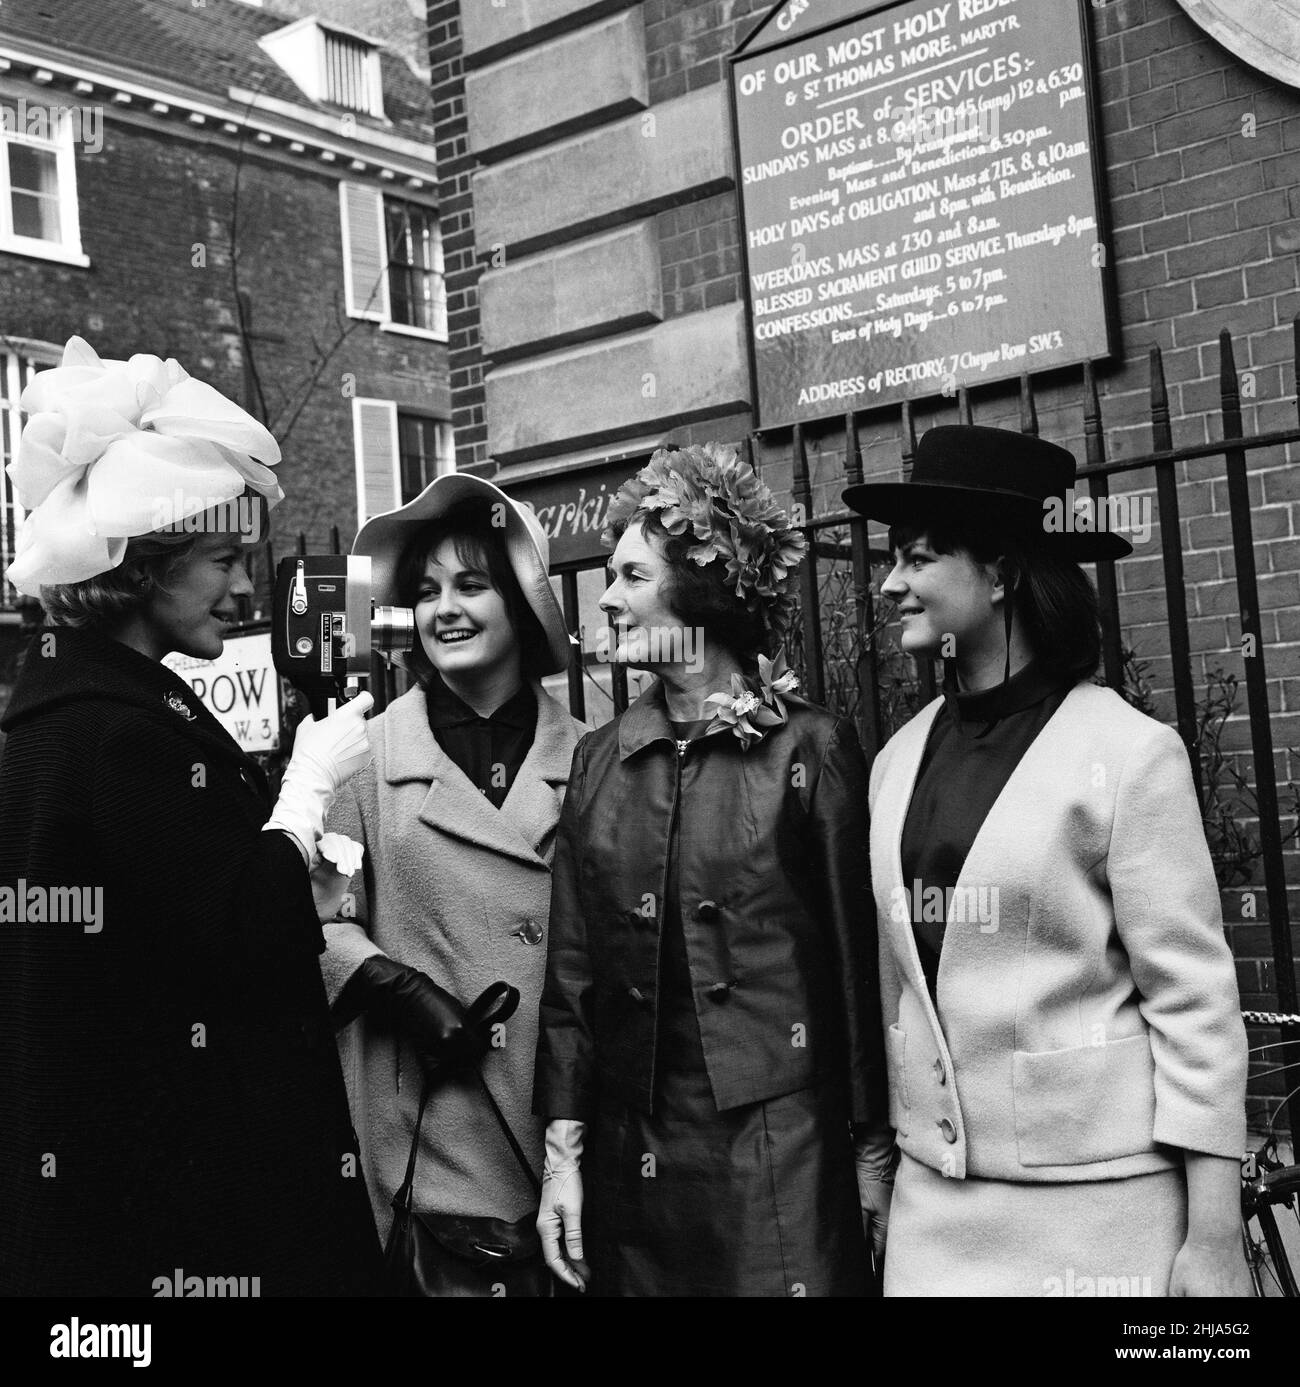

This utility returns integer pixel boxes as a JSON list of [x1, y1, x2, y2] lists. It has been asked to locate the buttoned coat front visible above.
[[321, 683, 584, 1237], [534, 681, 888, 1126], [869, 681, 1247, 1185]]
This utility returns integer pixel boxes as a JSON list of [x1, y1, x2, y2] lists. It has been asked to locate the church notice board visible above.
[[730, 0, 1116, 427]]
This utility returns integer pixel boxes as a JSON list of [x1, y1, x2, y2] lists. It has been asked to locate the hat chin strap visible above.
[[1002, 592, 1014, 689]]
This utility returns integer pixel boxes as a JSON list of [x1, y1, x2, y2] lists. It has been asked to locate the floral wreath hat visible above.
[[601, 441, 807, 748]]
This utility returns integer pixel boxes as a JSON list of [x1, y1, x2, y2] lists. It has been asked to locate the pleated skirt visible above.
[[884, 1151, 1188, 1297]]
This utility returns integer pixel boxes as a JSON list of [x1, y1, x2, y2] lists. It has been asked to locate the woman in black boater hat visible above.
[[845, 425, 1249, 1296]]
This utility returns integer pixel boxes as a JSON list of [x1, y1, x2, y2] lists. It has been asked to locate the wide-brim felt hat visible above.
[[842, 424, 1133, 561], [352, 473, 573, 675]]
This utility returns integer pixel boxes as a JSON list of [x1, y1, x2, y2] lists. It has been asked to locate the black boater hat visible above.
[[842, 425, 1133, 561]]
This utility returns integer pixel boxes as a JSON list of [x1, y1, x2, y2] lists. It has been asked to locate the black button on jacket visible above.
[[534, 680, 888, 1124]]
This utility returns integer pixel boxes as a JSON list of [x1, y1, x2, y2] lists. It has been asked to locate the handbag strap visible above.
[[475, 1072, 542, 1200], [394, 1079, 435, 1215], [396, 1071, 542, 1207]]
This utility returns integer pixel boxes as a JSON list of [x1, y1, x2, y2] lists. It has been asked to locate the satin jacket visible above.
[[533, 680, 888, 1125]]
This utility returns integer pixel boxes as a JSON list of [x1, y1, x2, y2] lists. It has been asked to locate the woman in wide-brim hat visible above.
[[845, 424, 1250, 1296], [0, 336, 382, 1294], [318, 473, 586, 1295]]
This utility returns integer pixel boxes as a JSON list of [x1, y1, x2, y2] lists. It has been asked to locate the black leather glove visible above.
[[335, 955, 485, 1079]]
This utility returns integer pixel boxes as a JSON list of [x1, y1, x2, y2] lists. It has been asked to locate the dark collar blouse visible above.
[[424, 676, 537, 809], [899, 660, 1077, 998]]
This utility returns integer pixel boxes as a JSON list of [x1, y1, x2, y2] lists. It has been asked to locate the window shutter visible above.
[[435, 421, 455, 476], [339, 182, 389, 320], [352, 398, 399, 525]]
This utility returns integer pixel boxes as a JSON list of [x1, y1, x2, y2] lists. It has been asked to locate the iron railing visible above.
[[777, 319, 1300, 1145]]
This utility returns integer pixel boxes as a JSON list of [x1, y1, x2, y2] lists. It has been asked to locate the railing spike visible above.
[[1019, 373, 1038, 436], [844, 411, 863, 487], [1220, 329, 1243, 439], [900, 400, 917, 472], [1149, 346, 1172, 454], [1082, 360, 1103, 471]]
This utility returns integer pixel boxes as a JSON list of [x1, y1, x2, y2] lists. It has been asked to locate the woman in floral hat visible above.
[[0, 337, 382, 1295], [533, 442, 893, 1297]]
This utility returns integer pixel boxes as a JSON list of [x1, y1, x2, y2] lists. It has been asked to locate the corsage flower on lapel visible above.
[[704, 652, 800, 749]]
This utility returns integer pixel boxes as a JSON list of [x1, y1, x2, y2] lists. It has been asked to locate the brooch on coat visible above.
[[164, 691, 196, 722], [703, 651, 798, 750]]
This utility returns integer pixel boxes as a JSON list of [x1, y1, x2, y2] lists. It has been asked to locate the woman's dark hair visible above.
[[888, 511, 1101, 682], [605, 510, 771, 666], [395, 500, 551, 685]]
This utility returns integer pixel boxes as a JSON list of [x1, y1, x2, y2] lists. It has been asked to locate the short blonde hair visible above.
[[40, 530, 200, 628]]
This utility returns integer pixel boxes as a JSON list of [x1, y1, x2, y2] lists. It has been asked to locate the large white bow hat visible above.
[[6, 335, 283, 596]]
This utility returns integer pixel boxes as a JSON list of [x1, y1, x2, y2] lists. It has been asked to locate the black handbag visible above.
[[383, 983, 549, 1298]]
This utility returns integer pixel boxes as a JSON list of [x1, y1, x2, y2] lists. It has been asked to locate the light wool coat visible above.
[[321, 683, 585, 1236], [869, 681, 1247, 1185]]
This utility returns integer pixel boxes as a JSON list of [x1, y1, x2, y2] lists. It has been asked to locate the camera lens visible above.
[[372, 605, 415, 653]]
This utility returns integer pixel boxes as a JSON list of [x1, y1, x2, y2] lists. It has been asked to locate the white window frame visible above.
[[339, 182, 447, 342], [0, 104, 89, 267], [0, 339, 63, 610], [396, 409, 455, 499], [380, 196, 447, 343]]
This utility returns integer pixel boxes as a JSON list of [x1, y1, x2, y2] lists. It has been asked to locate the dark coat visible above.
[[0, 627, 381, 1296], [534, 680, 888, 1125]]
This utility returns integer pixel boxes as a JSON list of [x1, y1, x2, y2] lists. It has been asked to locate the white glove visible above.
[[853, 1122, 897, 1268], [264, 693, 374, 861], [538, 1118, 588, 1292], [309, 832, 364, 923]]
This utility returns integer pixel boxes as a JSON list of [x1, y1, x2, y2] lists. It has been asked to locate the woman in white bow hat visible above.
[[319, 473, 585, 1295], [0, 338, 383, 1295]]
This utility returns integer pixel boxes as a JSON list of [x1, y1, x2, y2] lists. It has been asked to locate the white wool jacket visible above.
[[869, 680, 1247, 1184], [320, 683, 585, 1236]]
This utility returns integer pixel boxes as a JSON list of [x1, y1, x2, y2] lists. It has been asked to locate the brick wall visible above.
[[656, 191, 742, 318], [0, 98, 448, 588], [427, 1, 487, 472], [644, 0, 769, 101]]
